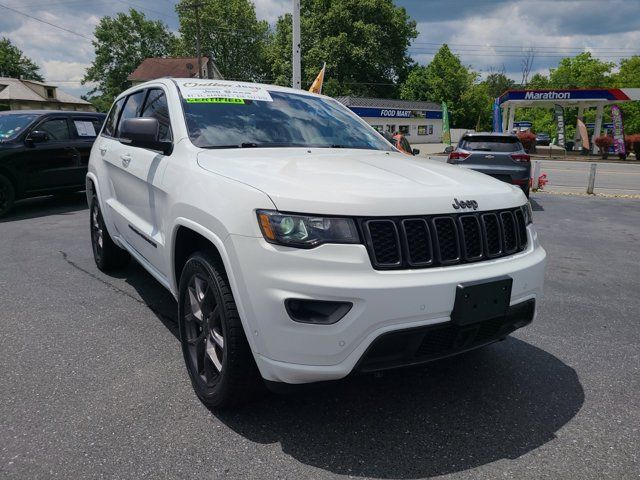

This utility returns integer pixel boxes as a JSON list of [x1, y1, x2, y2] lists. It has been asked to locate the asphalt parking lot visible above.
[[1, 193, 639, 479]]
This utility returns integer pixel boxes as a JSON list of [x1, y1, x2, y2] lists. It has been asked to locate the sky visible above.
[[1, 0, 639, 98]]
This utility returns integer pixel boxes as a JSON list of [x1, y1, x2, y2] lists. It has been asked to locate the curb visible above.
[[535, 190, 640, 199]]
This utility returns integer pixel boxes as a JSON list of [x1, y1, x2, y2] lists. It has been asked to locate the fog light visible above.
[[285, 299, 352, 325]]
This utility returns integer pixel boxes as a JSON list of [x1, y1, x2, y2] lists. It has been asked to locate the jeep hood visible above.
[[197, 148, 526, 216]]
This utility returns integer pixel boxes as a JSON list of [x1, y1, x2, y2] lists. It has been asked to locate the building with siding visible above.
[[336, 96, 443, 143], [0, 78, 94, 111]]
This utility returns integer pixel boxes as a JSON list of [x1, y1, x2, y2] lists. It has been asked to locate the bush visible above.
[[594, 135, 613, 148], [517, 131, 537, 153], [625, 134, 640, 159], [594, 135, 614, 159]]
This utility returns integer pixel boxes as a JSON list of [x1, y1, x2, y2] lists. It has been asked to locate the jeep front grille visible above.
[[361, 207, 528, 270]]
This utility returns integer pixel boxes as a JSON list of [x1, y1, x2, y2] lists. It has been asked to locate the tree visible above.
[[483, 70, 515, 99], [548, 52, 613, 88], [176, 0, 271, 82], [459, 82, 491, 131], [83, 9, 176, 109], [268, 0, 417, 97], [400, 45, 476, 127], [614, 55, 640, 134], [0, 37, 43, 81]]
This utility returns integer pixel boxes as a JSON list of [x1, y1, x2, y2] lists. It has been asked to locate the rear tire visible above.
[[178, 251, 262, 408], [0, 174, 15, 218], [90, 195, 130, 271]]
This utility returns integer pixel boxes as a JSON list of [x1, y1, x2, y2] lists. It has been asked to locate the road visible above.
[[533, 159, 640, 195], [1, 193, 639, 479], [425, 153, 640, 196]]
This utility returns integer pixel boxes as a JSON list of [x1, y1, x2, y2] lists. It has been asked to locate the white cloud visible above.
[[253, 0, 289, 24]]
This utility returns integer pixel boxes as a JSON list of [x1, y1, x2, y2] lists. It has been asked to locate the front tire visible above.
[[178, 251, 261, 408], [0, 174, 15, 218], [90, 195, 130, 271]]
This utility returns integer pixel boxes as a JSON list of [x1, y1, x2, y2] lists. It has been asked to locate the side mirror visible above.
[[412, 148, 420, 155], [444, 145, 454, 154], [119, 118, 172, 155], [27, 130, 49, 144]]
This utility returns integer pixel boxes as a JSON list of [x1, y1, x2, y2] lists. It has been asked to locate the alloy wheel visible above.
[[184, 274, 224, 387], [91, 202, 103, 260]]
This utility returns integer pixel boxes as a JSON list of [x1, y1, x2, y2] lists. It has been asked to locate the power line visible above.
[[0, 2, 93, 40], [410, 40, 640, 52]]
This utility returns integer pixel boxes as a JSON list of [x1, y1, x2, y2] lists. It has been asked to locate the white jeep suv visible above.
[[87, 79, 546, 407]]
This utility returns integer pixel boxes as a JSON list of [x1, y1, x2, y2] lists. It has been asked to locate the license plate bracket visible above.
[[451, 276, 512, 326]]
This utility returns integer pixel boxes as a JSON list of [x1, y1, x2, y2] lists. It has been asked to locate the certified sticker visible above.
[[178, 81, 273, 102]]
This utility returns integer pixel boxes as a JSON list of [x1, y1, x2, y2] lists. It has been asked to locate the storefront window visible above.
[[399, 125, 410, 135], [386, 124, 396, 133], [371, 125, 383, 133]]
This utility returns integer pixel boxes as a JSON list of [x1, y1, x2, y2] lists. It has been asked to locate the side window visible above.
[[116, 91, 146, 137], [103, 98, 125, 137], [72, 117, 100, 138], [38, 118, 71, 141], [141, 89, 172, 141]]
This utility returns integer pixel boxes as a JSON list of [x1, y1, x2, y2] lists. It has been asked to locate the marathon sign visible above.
[[349, 107, 443, 119], [499, 88, 637, 104], [524, 91, 570, 100]]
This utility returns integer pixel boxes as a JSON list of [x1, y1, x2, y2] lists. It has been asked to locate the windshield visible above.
[[182, 90, 393, 151], [0, 114, 38, 141], [459, 136, 522, 153]]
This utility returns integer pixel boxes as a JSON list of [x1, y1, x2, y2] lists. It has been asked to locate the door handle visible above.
[[120, 153, 132, 167]]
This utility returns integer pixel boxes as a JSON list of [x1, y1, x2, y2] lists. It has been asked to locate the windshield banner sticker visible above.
[[186, 98, 246, 104], [178, 81, 273, 102]]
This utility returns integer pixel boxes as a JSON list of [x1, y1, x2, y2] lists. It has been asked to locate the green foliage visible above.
[[0, 37, 43, 81], [484, 72, 515, 99], [176, 0, 271, 82], [83, 9, 176, 103], [548, 52, 614, 88], [459, 82, 492, 131], [269, 0, 417, 97], [400, 45, 476, 127], [614, 55, 640, 134]]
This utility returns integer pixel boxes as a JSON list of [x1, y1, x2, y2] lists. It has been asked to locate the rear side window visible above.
[[459, 136, 522, 152], [72, 117, 102, 138], [116, 91, 146, 137], [103, 98, 125, 137], [141, 89, 172, 141], [38, 118, 71, 141]]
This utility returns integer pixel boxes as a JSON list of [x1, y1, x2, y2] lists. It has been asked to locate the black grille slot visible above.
[[459, 215, 483, 261], [433, 217, 460, 264], [500, 211, 518, 253], [401, 219, 433, 266], [481, 213, 502, 256], [364, 220, 401, 266], [514, 208, 528, 249]]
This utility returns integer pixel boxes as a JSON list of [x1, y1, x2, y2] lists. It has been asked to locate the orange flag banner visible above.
[[308, 63, 326, 94]]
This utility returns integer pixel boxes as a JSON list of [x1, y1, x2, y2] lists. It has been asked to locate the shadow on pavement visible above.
[[215, 339, 583, 479], [530, 196, 544, 211], [112, 237, 583, 479], [0, 192, 87, 223]]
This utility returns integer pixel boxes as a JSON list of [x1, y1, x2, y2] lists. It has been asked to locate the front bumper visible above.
[[225, 226, 546, 384]]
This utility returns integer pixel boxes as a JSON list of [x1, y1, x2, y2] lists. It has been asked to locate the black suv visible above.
[[0, 110, 106, 217]]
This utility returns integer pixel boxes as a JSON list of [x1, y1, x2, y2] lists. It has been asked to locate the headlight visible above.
[[257, 210, 360, 248], [521, 202, 533, 225]]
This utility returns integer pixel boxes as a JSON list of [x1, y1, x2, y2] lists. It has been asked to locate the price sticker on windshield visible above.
[[178, 81, 273, 102]]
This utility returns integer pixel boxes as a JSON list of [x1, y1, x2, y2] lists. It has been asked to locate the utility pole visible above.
[[179, 2, 205, 79], [292, 0, 301, 89]]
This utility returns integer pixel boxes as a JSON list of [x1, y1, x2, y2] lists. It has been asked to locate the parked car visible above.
[[536, 132, 551, 146], [88, 79, 545, 408], [446, 132, 531, 197], [0, 110, 106, 217]]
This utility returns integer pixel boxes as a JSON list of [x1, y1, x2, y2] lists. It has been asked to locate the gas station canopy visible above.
[[498, 88, 640, 152]]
